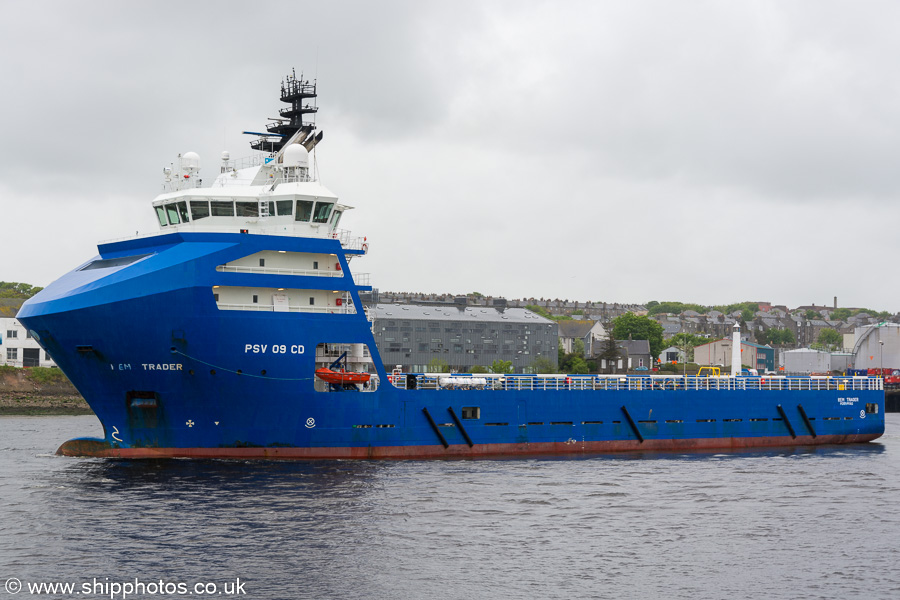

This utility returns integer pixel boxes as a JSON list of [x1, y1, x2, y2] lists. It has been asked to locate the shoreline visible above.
[[0, 393, 94, 416]]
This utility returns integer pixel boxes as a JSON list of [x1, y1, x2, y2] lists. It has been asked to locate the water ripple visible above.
[[1, 415, 900, 599]]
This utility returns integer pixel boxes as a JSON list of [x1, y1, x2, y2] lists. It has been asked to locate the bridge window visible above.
[[155, 206, 167, 227], [236, 202, 258, 217], [210, 200, 234, 217], [176, 201, 190, 223], [190, 200, 210, 220], [165, 203, 180, 225], [313, 202, 334, 223], [276, 200, 293, 216], [296, 200, 313, 222], [331, 209, 343, 227]]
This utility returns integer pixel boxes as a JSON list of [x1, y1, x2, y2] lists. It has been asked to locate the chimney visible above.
[[834, 296, 837, 309]]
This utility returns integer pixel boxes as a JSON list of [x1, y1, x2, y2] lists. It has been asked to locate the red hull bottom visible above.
[[58, 433, 883, 459]]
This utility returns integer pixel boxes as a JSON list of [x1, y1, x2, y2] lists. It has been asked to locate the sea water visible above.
[[1, 414, 899, 599]]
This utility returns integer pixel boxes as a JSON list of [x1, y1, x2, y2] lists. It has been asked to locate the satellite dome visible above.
[[283, 144, 309, 168], [182, 151, 200, 172]]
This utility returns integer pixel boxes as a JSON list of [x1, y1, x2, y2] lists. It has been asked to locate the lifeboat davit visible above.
[[315, 368, 371, 385]]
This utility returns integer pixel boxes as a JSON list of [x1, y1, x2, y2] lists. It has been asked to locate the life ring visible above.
[[361, 243, 369, 253]]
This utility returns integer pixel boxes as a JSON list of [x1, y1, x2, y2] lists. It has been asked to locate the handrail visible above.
[[217, 303, 357, 314], [216, 265, 344, 277], [386, 374, 884, 392]]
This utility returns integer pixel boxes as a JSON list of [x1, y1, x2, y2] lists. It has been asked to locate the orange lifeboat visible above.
[[315, 368, 371, 385]]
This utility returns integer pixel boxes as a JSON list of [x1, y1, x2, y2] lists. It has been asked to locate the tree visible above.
[[647, 301, 707, 316], [741, 308, 755, 323], [490, 359, 514, 374], [817, 328, 842, 350], [0, 282, 43, 299], [573, 338, 585, 357], [714, 302, 759, 315], [831, 308, 851, 321], [766, 328, 796, 346], [805, 309, 819, 320], [530, 356, 555, 374], [427, 358, 449, 373], [597, 333, 621, 373], [469, 365, 489, 373], [611, 312, 665, 358], [567, 356, 590, 374]]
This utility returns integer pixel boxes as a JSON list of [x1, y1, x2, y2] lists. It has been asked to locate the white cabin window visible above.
[[190, 200, 210, 220], [155, 206, 167, 227], [252, 295, 258, 304], [235, 202, 258, 217], [313, 261, 319, 269], [259, 258, 265, 267], [331, 210, 343, 227], [210, 200, 234, 217], [296, 200, 313, 222], [276, 200, 293, 216], [309, 297, 315, 306]]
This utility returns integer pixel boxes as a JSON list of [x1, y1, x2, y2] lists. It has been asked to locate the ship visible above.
[[18, 72, 885, 459]]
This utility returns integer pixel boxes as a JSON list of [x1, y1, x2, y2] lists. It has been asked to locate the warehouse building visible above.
[[693, 338, 775, 372], [371, 302, 557, 373]]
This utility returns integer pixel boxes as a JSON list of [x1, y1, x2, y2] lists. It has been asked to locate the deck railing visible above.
[[217, 303, 357, 314], [386, 373, 884, 392], [216, 265, 344, 277]]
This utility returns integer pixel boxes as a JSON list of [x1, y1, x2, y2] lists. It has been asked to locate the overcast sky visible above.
[[2, 1, 899, 311]]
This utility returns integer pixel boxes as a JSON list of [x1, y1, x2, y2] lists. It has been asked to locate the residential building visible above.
[[593, 339, 651, 373], [558, 320, 608, 355], [659, 345, 686, 363], [0, 317, 57, 368]]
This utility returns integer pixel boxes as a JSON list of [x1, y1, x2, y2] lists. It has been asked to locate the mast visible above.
[[250, 69, 324, 153]]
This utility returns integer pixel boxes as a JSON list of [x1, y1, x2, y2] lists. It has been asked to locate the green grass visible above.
[[25, 367, 70, 385]]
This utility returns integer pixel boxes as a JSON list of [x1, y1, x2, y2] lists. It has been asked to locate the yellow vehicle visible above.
[[696, 366, 721, 378]]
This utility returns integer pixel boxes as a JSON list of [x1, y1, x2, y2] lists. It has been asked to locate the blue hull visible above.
[[19, 232, 885, 458]]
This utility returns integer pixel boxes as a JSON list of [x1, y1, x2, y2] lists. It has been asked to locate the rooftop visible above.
[[372, 304, 555, 325]]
